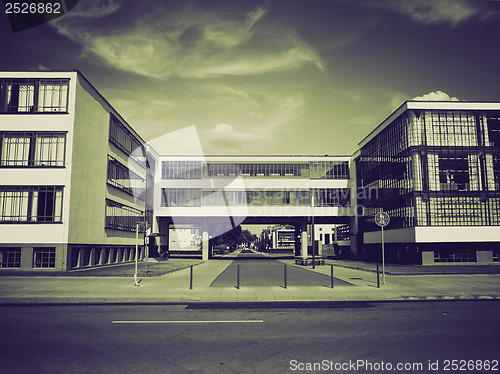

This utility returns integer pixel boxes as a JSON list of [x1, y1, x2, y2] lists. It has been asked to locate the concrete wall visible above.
[[67, 75, 110, 244]]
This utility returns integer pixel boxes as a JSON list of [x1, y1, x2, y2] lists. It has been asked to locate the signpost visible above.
[[374, 211, 390, 284]]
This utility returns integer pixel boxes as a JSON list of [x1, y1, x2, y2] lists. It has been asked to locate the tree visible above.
[[213, 227, 257, 249]]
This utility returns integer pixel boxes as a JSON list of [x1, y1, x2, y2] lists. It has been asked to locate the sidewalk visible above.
[[1, 257, 500, 304]]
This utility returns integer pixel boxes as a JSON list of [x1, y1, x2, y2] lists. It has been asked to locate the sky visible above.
[[2, 0, 500, 156]]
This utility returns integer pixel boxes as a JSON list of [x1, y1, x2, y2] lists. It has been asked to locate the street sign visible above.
[[374, 211, 390, 286], [374, 211, 390, 227]]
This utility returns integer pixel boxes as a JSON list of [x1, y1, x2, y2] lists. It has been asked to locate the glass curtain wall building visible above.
[[355, 101, 500, 265]]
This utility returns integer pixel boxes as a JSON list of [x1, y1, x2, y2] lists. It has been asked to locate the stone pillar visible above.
[[99, 248, 107, 265], [294, 224, 301, 257], [301, 222, 308, 258], [202, 231, 210, 261], [90, 248, 96, 266], [477, 251, 493, 264]]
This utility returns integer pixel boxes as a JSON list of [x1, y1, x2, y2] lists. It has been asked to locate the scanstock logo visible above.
[[129, 126, 248, 248], [4, 0, 80, 33]]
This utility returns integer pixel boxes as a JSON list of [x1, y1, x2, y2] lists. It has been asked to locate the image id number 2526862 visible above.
[[5, 2, 61, 14]]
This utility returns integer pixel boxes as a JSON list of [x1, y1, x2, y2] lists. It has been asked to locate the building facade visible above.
[[153, 155, 356, 259], [355, 101, 500, 265], [0, 70, 156, 271]]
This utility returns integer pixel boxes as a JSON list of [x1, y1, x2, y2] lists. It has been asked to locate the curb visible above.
[[1, 294, 498, 305], [326, 263, 500, 276]]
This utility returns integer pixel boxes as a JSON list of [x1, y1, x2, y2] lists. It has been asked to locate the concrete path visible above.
[[1, 257, 499, 304]]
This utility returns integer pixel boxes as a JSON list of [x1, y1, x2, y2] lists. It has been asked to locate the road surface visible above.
[[211, 249, 353, 287], [1, 300, 498, 373]]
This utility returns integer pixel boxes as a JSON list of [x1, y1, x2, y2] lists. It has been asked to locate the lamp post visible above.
[[134, 221, 140, 286], [311, 191, 315, 269]]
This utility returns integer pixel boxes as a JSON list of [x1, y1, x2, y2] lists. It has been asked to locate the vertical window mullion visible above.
[[29, 133, 36, 166]]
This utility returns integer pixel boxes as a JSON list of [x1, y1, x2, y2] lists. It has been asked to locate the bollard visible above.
[[236, 264, 240, 289], [190, 265, 193, 290], [377, 265, 380, 288], [283, 264, 287, 289], [330, 264, 334, 289]]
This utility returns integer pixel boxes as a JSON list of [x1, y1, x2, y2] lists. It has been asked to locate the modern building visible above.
[[0, 70, 156, 271], [1, 70, 499, 270], [168, 225, 201, 253], [259, 224, 295, 250], [354, 101, 500, 265], [153, 155, 356, 260]]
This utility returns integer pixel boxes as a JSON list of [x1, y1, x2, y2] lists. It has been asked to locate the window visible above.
[[0, 186, 63, 222], [0, 79, 69, 113], [0, 132, 66, 167], [493, 250, 499, 262], [0, 247, 21, 268], [37, 81, 69, 112], [438, 156, 469, 191], [313, 189, 351, 207], [310, 161, 350, 179], [162, 161, 202, 179], [33, 247, 56, 268], [486, 112, 500, 147], [105, 199, 144, 232], [161, 189, 201, 207], [428, 195, 488, 226], [336, 225, 350, 241], [107, 156, 145, 199], [434, 251, 476, 263], [109, 114, 144, 160]]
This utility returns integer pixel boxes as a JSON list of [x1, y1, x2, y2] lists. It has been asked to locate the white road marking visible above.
[[112, 320, 264, 324]]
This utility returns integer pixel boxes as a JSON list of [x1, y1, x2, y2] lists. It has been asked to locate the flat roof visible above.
[[357, 100, 500, 149], [159, 155, 352, 161]]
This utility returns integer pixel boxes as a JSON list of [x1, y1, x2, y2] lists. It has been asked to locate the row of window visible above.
[[0, 247, 55, 268], [415, 196, 500, 226], [0, 79, 69, 113], [109, 114, 145, 162], [161, 161, 350, 179], [0, 186, 63, 222], [105, 199, 144, 232], [0, 186, 145, 233], [0, 131, 66, 167], [160, 188, 351, 207], [434, 251, 477, 263], [107, 156, 145, 199]]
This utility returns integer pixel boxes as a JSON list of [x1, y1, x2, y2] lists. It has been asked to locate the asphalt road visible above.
[[211, 250, 353, 287], [1, 301, 498, 374]]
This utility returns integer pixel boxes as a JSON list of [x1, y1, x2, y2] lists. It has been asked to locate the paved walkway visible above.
[[1, 257, 499, 304]]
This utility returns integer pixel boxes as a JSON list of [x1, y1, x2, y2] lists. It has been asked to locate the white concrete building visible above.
[[153, 155, 356, 260], [0, 70, 156, 270]]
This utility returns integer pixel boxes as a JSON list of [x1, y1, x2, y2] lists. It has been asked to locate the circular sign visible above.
[[374, 212, 390, 227]]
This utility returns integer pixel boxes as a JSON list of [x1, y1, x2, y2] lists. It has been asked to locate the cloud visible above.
[[206, 123, 268, 148], [246, 6, 267, 30], [200, 89, 306, 153], [412, 91, 460, 101], [373, 0, 482, 26], [52, 1, 323, 79], [349, 117, 374, 127]]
